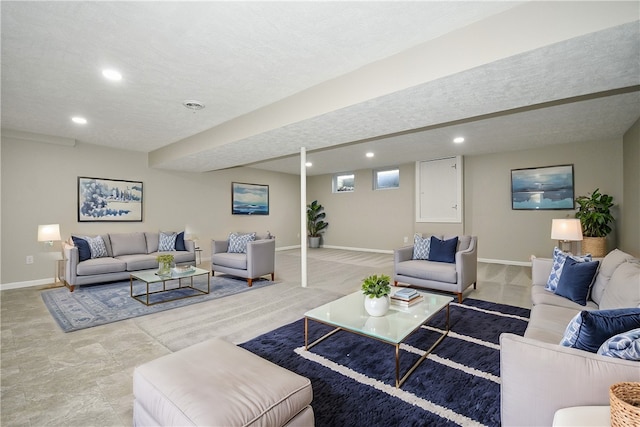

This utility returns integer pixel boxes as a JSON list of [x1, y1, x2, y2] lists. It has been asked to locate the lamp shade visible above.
[[551, 219, 583, 241], [38, 224, 61, 242]]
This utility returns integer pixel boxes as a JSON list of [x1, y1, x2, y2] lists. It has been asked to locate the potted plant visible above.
[[574, 188, 614, 257], [157, 254, 175, 276], [361, 274, 391, 316], [307, 200, 329, 248]]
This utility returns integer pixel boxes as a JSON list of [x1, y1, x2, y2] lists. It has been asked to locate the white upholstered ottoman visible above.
[[133, 337, 314, 426]]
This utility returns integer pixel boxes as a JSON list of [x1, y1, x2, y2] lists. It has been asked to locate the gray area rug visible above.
[[41, 275, 275, 332]]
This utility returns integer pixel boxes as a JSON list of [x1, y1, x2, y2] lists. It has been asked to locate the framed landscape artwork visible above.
[[511, 164, 574, 210], [232, 182, 269, 215], [78, 177, 143, 222]]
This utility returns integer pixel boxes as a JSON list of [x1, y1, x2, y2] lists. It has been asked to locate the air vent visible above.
[[182, 100, 205, 111]]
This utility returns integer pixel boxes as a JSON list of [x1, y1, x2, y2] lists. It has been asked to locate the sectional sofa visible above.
[[500, 249, 640, 426], [62, 232, 196, 291]]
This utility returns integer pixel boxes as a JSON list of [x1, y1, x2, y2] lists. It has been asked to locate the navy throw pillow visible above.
[[567, 308, 640, 353], [554, 259, 600, 306], [175, 231, 186, 251], [71, 236, 91, 262], [428, 236, 458, 263]]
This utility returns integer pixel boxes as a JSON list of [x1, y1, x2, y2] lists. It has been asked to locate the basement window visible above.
[[374, 167, 399, 190], [333, 173, 354, 193]]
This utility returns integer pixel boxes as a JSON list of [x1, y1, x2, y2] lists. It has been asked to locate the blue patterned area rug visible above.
[[240, 298, 530, 427], [42, 275, 274, 332]]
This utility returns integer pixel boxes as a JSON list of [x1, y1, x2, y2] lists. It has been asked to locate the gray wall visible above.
[[308, 138, 629, 263], [621, 117, 640, 257], [1, 137, 300, 286]]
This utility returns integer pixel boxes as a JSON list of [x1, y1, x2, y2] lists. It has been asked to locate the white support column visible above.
[[300, 147, 307, 288]]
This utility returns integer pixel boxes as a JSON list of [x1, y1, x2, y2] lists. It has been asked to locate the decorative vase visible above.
[[158, 261, 172, 276], [364, 295, 390, 317], [582, 236, 607, 257]]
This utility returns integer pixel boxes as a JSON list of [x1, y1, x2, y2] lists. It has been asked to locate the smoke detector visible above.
[[182, 100, 205, 111]]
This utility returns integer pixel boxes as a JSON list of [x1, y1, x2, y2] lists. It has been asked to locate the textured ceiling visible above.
[[1, 1, 639, 176]]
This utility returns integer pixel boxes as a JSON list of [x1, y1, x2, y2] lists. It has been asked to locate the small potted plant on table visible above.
[[361, 274, 391, 316], [156, 254, 175, 277]]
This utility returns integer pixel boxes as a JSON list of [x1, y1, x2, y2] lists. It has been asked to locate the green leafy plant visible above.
[[574, 188, 615, 237], [361, 274, 391, 299], [307, 200, 329, 237], [156, 254, 175, 265]]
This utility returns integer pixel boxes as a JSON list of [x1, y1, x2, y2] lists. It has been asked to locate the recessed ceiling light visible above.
[[305, 162, 312, 167], [366, 152, 374, 158], [453, 137, 465, 143], [183, 100, 205, 111], [102, 69, 122, 81], [72, 117, 87, 124]]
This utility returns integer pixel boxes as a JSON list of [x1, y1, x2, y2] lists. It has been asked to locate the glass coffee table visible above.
[[304, 289, 452, 388], [130, 267, 210, 306]]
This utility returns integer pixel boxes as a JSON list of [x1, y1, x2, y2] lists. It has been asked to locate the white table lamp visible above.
[[551, 219, 583, 253], [38, 224, 61, 246]]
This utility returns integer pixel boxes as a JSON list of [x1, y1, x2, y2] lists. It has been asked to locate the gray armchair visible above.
[[211, 234, 275, 286], [393, 235, 477, 303]]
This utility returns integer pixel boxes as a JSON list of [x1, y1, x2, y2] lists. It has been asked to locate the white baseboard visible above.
[[478, 258, 532, 267], [1, 278, 56, 291], [276, 245, 301, 251], [321, 245, 394, 254]]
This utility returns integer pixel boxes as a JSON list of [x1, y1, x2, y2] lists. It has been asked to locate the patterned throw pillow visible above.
[[83, 235, 108, 259], [546, 247, 592, 292], [597, 328, 640, 360], [412, 234, 430, 260], [158, 232, 177, 252], [228, 232, 256, 254]]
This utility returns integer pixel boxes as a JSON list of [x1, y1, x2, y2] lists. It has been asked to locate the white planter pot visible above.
[[308, 236, 321, 248], [364, 295, 390, 317]]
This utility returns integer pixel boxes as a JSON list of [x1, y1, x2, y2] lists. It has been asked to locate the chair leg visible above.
[[473, 282, 477, 289], [457, 293, 463, 303], [394, 281, 398, 286], [271, 273, 275, 281], [247, 278, 253, 287]]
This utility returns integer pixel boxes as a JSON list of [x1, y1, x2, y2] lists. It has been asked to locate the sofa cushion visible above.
[[212, 252, 247, 270], [71, 236, 91, 262], [395, 260, 457, 283], [145, 232, 159, 253], [428, 236, 458, 263], [560, 308, 640, 353], [591, 249, 635, 305], [597, 328, 640, 360], [158, 231, 177, 251], [531, 285, 598, 310], [84, 235, 108, 258], [599, 261, 640, 310], [554, 259, 600, 306], [116, 254, 158, 271], [228, 232, 255, 254], [110, 232, 147, 256], [525, 304, 581, 344], [412, 234, 430, 260], [546, 247, 592, 293], [76, 257, 127, 276]]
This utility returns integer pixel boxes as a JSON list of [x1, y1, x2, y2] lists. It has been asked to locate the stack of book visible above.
[[390, 288, 423, 307]]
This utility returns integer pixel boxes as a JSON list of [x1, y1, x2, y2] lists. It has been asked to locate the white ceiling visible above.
[[2, 1, 639, 176]]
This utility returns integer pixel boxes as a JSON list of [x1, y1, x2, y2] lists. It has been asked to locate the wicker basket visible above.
[[582, 236, 607, 257], [610, 382, 640, 427]]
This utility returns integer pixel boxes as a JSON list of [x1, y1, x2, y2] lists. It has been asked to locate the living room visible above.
[[2, 2, 640, 426]]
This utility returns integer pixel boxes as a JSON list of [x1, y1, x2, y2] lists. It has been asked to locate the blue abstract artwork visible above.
[[511, 165, 574, 210], [232, 182, 269, 215], [78, 177, 143, 221]]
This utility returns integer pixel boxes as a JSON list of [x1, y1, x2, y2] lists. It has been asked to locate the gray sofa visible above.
[[62, 232, 195, 291], [393, 235, 477, 303], [500, 249, 640, 426]]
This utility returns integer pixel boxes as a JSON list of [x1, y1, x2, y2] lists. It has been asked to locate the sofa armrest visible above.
[[63, 243, 78, 286], [184, 239, 195, 252], [456, 236, 477, 287], [212, 239, 229, 254], [500, 333, 640, 427], [532, 256, 553, 286], [246, 239, 275, 278], [394, 246, 414, 264]]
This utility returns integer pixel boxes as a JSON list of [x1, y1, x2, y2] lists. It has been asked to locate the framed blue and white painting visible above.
[[511, 165, 574, 210], [232, 182, 269, 215], [78, 177, 143, 221]]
